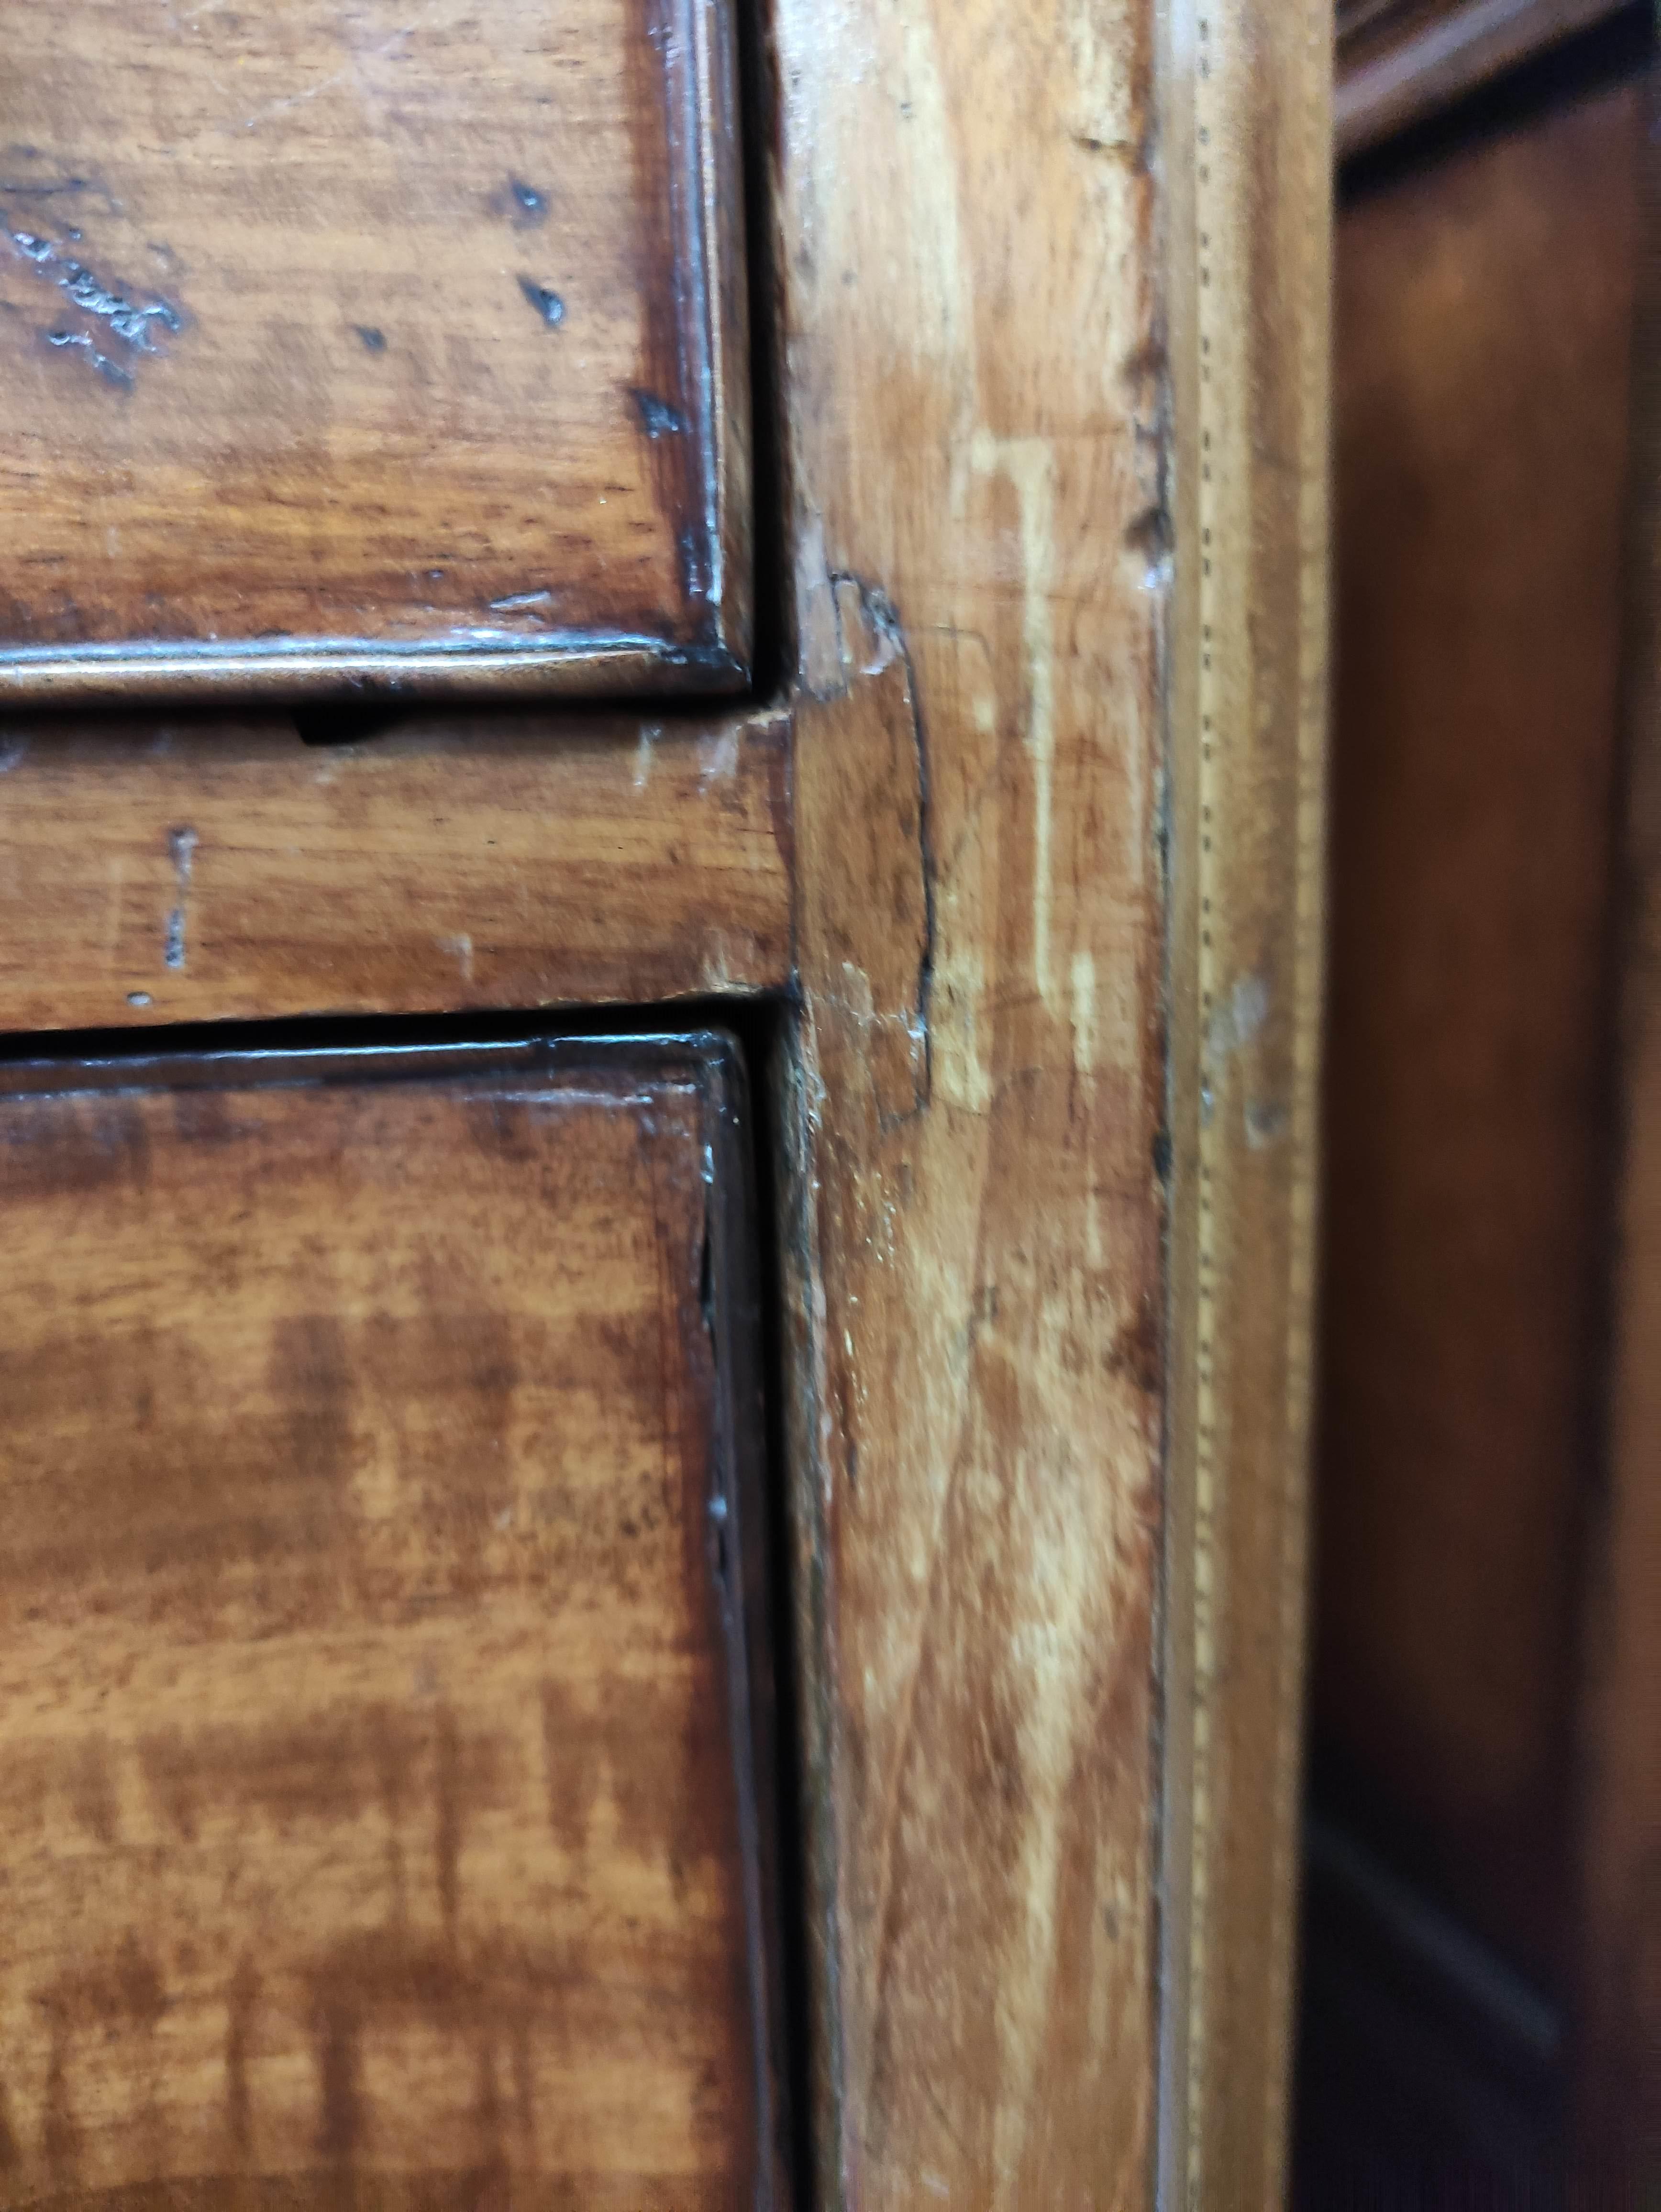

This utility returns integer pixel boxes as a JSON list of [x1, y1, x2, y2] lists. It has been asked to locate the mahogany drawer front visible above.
[[0, 1035, 785, 2206], [0, 0, 750, 702]]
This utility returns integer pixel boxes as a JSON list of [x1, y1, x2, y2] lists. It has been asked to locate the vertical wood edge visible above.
[[772, 0, 1170, 2200], [1578, 43, 1661, 2190], [1158, 0, 1333, 2203]]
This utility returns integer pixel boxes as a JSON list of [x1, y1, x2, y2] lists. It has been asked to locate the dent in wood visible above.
[[0, 165, 187, 394], [517, 276, 567, 327]]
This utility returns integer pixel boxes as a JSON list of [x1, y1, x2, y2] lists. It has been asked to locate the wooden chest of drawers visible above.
[[0, 0, 1331, 2203]]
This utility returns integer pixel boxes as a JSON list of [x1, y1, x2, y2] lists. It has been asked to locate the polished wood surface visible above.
[[0, 710, 792, 1032], [1336, 0, 1633, 153], [765, 0, 1329, 2200], [0, 0, 750, 699], [1319, 80, 1639, 1989], [0, 1037, 785, 2206]]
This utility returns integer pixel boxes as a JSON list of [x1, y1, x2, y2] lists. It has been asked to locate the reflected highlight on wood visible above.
[[0, 1037, 785, 2207]]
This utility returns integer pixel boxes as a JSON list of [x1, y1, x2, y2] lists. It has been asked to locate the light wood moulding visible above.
[[0, 0, 751, 701]]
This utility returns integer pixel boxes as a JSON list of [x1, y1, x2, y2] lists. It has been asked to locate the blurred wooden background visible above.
[[1299, 0, 1658, 2193]]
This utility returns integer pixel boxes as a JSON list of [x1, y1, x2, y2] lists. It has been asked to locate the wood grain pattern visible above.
[[0, 1035, 786, 2207], [767, 3, 1171, 2200], [1336, 0, 1632, 155], [0, 710, 792, 1031], [1582, 50, 1661, 2191], [1320, 81, 1639, 1986], [0, 0, 750, 699]]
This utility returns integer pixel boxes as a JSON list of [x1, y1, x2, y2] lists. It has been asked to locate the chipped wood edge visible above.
[[1158, 0, 1332, 2203]]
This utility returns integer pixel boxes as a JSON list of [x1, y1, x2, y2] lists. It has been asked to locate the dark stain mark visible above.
[[511, 2024, 535, 2152], [68, 1734, 118, 1846], [225, 1953, 258, 2158], [37, 1931, 168, 2174], [539, 1675, 731, 1878], [356, 1308, 520, 1563], [539, 1681, 591, 1855], [1107, 1295, 1163, 1397], [489, 175, 549, 229], [0, 175, 97, 203], [436, 1704, 462, 1943], [313, 1992, 361, 2164], [42, 2027, 78, 2178], [1125, 498, 1173, 578], [0, 1095, 152, 1200], [298, 1929, 579, 2170], [517, 277, 565, 327], [0, 2082, 19, 2171], [354, 322, 386, 352], [369, 1703, 412, 1920], [140, 1705, 435, 1841], [473, 2034, 502, 2143], [632, 388, 689, 440], [139, 1705, 513, 1967], [269, 1313, 353, 1489]]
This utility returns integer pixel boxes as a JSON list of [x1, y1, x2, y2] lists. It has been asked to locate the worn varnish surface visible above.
[[769, 1, 1172, 2200], [0, 712, 792, 1031], [1321, 82, 1639, 1988], [0, 1039, 784, 2206], [0, 0, 750, 698]]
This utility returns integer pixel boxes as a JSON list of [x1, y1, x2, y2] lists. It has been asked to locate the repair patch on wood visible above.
[[0, 1036, 786, 2206], [0, 0, 750, 700]]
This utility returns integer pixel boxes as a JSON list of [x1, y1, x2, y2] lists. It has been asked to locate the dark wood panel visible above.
[[0, 1035, 786, 2205], [0, 710, 792, 1033], [0, 0, 750, 700], [1319, 79, 1640, 1982]]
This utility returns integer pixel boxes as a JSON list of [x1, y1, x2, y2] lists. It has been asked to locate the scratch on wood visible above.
[[971, 431, 1059, 1015], [164, 825, 197, 972]]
